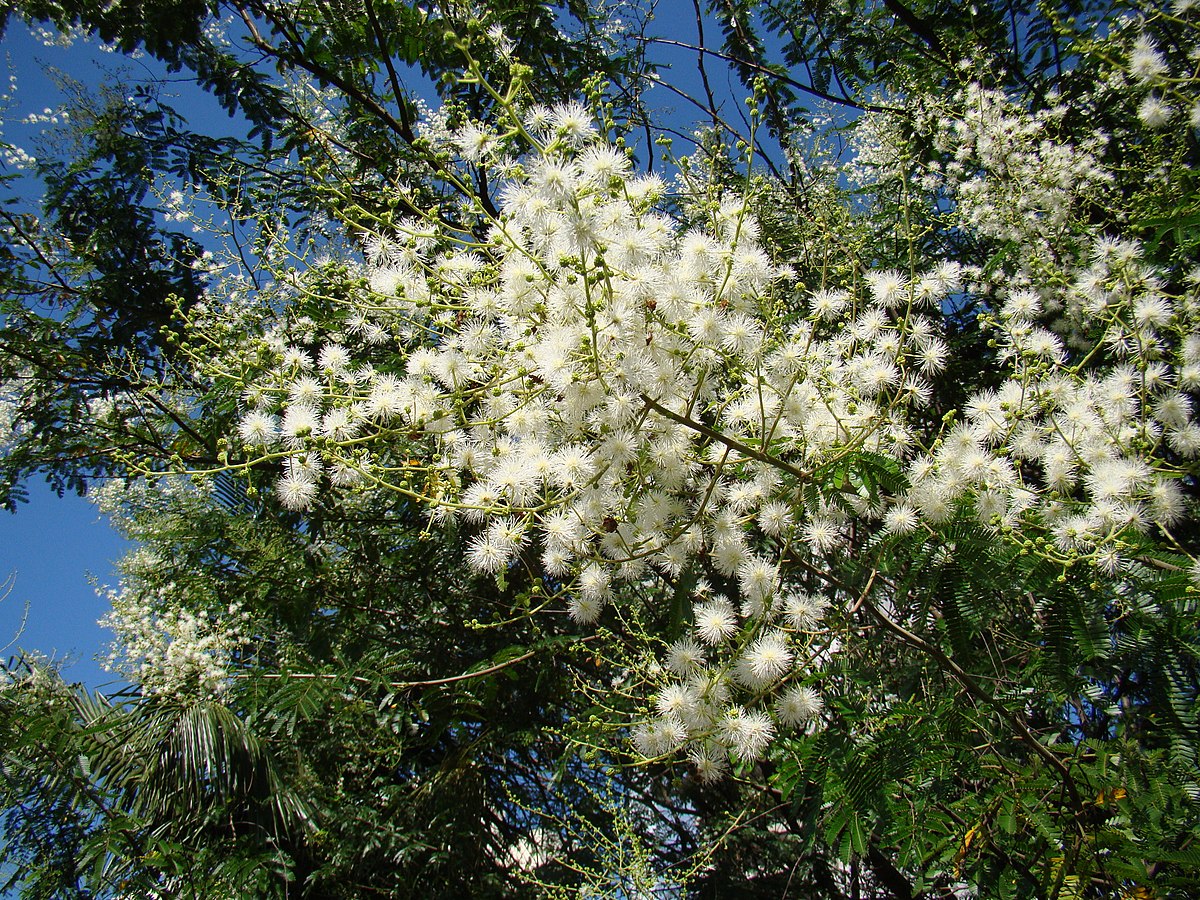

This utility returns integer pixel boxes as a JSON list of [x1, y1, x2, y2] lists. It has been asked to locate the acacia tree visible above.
[[3, 0, 1200, 898], [1, 3, 702, 896]]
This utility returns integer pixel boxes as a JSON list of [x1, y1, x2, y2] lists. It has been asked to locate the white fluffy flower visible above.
[[782, 593, 830, 631], [737, 556, 779, 609], [1129, 35, 1169, 82], [735, 631, 793, 688], [665, 639, 707, 675], [276, 467, 319, 511], [719, 708, 775, 763], [238, 411, 278, 447], [1138, 95, 1176, 128], [775, 685, 823, 726], [693, 599, 739, 645], [632, 716, 687, 758]]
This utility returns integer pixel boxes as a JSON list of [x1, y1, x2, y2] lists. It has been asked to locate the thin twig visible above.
[[640, 393, 810, 482], [645, 37, 898, 113], [861, 597, 1086, 814]]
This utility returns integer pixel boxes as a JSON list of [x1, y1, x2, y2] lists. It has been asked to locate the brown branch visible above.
[[639, 393, 810, 482], [235, 6, 412, 145], [234, 3, 501, 219], [362, 0, 415, 142], [691, 0, 721, 130], [861, 597, 1086, 814], [645, 37, 899, 114], [881, 0, 946, 57], [245, 635, 597, 691], [248, 650, 534, 689]]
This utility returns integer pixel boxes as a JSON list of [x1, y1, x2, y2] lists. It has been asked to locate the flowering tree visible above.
[[2, 0, 1200, 897]]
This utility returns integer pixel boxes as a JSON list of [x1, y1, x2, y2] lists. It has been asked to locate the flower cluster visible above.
[[205, 98, 989, 768], [100, 548, 250, 698], [844, 9, 1200, 577], [1125, 15, 1200, 130], [855, 81, 1112, 252], [192, 10, 1200, 772], [633, 583, 831, 781]]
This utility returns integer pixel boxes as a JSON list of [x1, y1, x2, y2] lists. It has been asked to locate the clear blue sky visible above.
[[0, 482, 126, 689]]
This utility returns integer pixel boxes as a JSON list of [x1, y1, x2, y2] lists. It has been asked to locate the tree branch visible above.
[[645, 37, 899, 114], [861, 597, 1086, 814]]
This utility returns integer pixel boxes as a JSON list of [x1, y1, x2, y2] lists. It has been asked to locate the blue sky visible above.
[[0, 481, 126, 688], [0, 20, 264, 691], [0, 25, 140, 691]]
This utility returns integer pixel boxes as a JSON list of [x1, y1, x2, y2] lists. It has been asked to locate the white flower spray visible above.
[[172, 10, 1200, 774]]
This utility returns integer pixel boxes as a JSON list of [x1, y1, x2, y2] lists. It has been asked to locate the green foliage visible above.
[[2, 0, 1200, 898]]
